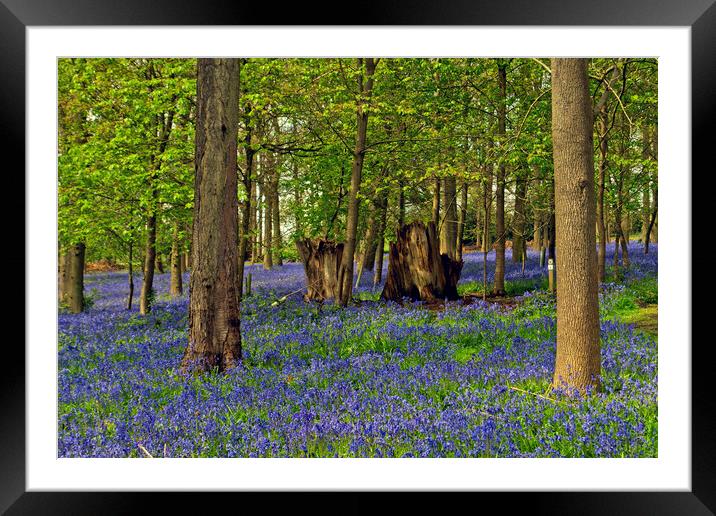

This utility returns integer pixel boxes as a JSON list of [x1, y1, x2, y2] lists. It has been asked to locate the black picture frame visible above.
[[3, 1, 712, 513]]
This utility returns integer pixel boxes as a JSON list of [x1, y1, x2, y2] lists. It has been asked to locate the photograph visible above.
[[57, 56, 660, 459]]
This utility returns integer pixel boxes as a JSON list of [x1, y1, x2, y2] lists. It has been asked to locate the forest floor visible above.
[[59, 242, 658, 458]]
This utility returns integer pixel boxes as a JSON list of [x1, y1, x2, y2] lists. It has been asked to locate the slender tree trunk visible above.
[[127, 241, 134, 310], [181, 58, 242, 373], [263, 152, 274, 270], [398, 180, 405, 228], [361, 201, 379, 272], [550, 58, 601, 395], [440, 176, 458, 259], [139, 210, 157, 315], [482, 156, 493, 253], [431, 175, 441, 226], [512, 170, 527, 263], [170, 223, 183, 297], [240, 145, 255, 272], [596, 114, 608, 283], [338, 57, 378, 307], [67, 242, 85, 314], [58, 246, 71, 305], [644, 185, 658, 254], [494, 62, 507, 295], [456, 180, 467, 262], [272, 158, 282, 266], [155, 254, 164, 274], [373, 192, 389, 287]]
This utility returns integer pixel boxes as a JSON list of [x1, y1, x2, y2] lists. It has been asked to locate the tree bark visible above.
[[440, 176, 458, 259], [58, 246, 71, 305], [263, 152, 274, 270], [181, 58, 242, 373], [271, 155, 283, 266], [297, 239, 344, 302], [381, 221, 463, 302], [596, 113, 608, 283], [338, 57, 378, 306], [373, 191, 389, 287], [170, 223, 183, 297], [550, 58, 601, 395], [139, 209, 157, 315], [67, 242, 85, 313], [361, 201, 379, 272], [494, 62, 507, 295], [456, 179, 468, 262], [512, 169, 528, 263], [431, 175, 441, 226], [127, 241, 134, 310]]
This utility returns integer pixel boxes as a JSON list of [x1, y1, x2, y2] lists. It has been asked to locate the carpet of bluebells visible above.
[[58, 242, 658, 458]]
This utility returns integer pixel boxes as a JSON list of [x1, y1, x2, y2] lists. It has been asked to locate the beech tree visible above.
[[181, 58, 242, 373], [551, 58, 601, 394]]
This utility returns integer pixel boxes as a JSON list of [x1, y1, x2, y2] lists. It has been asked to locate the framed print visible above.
[[3, 0, 713, 513]]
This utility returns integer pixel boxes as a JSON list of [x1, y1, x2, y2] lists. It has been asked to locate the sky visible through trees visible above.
[[58, 57, 658, 458]]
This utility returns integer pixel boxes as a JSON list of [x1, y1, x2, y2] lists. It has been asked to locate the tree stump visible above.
[[381, 221, 463, 302], [296, 238, 344, 302]]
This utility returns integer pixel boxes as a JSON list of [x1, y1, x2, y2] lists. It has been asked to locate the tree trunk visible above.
[[494, 62, 507, 295], [271, 157, 282, 266], [361, 202, 379, 272], [67, 242, 85, 313], [644, 185, 658, 254], [373, 192, 389, 287], [155, 253, 164, 274], [170, 224, 183, 297], [482, 156, 493, 253], [550, 58, 601, 395], [398, 180, 406, 228], [297, 239, 344, 302], [127, 241, 134, 310], [239, 112, 255, 287], [431, 175, 441, 225], [58, 246, 71, 305], [139, 210, 157, 315], [338, 57, 378, 307], [381, 221, 463, 302], [263, 152, 274, 270], [181, 58, 242, 373], [512, 170, 527, 263], [456, 180, 467, 262], [596, 114, 608, 283], [441, 176, 458, 259]]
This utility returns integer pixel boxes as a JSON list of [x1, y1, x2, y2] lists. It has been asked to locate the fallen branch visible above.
[[137, 444, 154, 458], [507, 385, 564, 406]]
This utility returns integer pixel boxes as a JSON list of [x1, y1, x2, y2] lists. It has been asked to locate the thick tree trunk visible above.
[[456, 180, 467, 262], [440, 176, 458, 259], [338, 57, 378, 307], [381, 221, 462, 302], [181, 58, 242, 373], [494, 62, 507, 295], [170, 224, 183, 297], [532, 213, 541, 251], [297, 239, 344, 302], [67, 242, 85, 314], [550, 58, 601, 395]]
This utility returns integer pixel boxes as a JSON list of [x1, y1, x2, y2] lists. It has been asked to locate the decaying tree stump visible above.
[[381, 221, 463, 302], [296, 238, 344, 302]]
